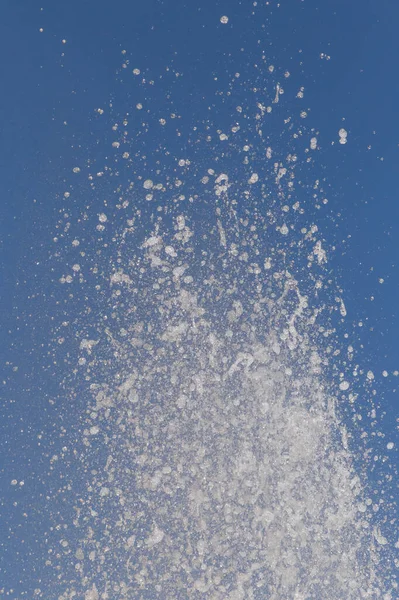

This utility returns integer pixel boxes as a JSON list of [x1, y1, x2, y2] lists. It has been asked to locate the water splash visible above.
[[40, 7, 396, 600]]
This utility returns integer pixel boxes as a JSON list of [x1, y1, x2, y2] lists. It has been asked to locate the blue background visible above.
[[1, 0, 398, 595]]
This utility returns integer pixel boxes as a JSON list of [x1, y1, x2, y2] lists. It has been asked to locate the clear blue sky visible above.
[[1, 0, 399, 596]]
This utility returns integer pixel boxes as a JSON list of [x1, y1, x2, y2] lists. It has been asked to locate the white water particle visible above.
[[85, 585, 99, 600], [280, 224, 289, 235], [387, 442, 395, 450], [143, 179, 154, 189], [98, 213, 107, 223], [339, 381, 350, 391], [339, 128, 348, 145], [173, 266, 187, 279], [133, 68, 141, 75], [248, 173, 259, 184], [313, 241, 327, 265], [176, 395, 187, 409], [165, 245, 177, 257], [220, 15, 229, 24], [80, 339, 98, 354], [142, 235, 162, 248], [367, 370, 375, 381], [373, 527, 388, 546], [146, 525, 165, 547]]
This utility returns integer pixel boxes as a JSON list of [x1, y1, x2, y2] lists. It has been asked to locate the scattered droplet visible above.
[[339, 128, 348, 145]]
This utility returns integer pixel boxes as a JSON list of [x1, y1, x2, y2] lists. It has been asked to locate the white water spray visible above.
[[43, 9, 395, 600]]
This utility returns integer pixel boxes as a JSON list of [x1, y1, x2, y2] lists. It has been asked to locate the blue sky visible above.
[[1, 0, 399, 596]]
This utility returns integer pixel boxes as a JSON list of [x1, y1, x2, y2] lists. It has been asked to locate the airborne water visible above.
[[3, 2, 398, 599]]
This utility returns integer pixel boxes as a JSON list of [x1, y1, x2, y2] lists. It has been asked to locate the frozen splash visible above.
[[40, 7, 396, 600]]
